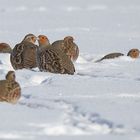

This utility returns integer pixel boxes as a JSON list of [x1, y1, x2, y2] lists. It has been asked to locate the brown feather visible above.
[[0, 71, 21, 104], [95, 53, 124, 62], [0, 43, 12, 53], [10, 41, 38, 70], [37, 45, 75, 75], [52, 38, 79, 62]]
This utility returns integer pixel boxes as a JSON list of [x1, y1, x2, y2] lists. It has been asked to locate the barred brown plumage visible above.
[[37, 35, 75, 75], [10, 34, 38, 70], [0, 71, 21, 104], [52, 36, 79, 62]]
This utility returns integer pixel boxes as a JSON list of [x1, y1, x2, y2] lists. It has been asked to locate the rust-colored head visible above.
[[64, 36, 74, 42], [6, 71, 16, 81], [22, 33, 37, 44], [127, 49, 140, 58], [37, 35, 50, 46]]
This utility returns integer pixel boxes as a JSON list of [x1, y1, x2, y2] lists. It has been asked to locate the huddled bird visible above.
[[36, 35, 75, 75], [10, 34, 38, 70], [0, 71, 21, 104], [0, 43, 12, 53], [52, 36, 79, 62], [95, 48, 140, 62]]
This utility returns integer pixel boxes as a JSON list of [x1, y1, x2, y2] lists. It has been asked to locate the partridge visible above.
[[0, 43, 12, 53], [95, 48, 140, 62], [52, 36, 79, 62], [127, 48, 139, 58], [95, 53, 124, 62], [10, 34, 38, 70], [0, 71, 21, 104], [37, 35, 75, 75]]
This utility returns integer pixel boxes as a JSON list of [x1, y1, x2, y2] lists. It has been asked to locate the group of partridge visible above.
[[0, 33, 139, 104]]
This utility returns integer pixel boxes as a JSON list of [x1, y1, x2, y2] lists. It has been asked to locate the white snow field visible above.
[[0, 0, 140, 139]]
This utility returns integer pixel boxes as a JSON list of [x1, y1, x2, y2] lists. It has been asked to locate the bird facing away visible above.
[[127, 48, 140, 58], [0, 71, 21, 104], [10, 34, 38, 70], [37, 35, 75, 75], [0, 43, 12, 53], [52, 36, 79, 62], [95, 52, 124, 62]]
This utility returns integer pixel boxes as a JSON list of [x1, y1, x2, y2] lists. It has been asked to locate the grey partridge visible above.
[[52, 36, 79, 62], [127, 48, 139, 58], [95, 53, 124, 62], [0, 71, 21, 104], [10, 34, 38, 70], [37, 35, 75, 75], [0, 43, 12, 53]]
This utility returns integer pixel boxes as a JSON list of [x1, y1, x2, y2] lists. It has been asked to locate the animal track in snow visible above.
[[56, 100, 126, 134], [18, 97, 127, 135]]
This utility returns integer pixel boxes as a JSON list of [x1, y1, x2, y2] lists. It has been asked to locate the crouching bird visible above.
[[95, 48, 140, 62], [52, 36, 79, 62], [10, 34, 38, 70], [36, 35, 75, 75], [0, 71, 21, 104]]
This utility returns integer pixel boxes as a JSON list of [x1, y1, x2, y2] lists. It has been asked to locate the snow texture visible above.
[[0, 0, 140, 140]]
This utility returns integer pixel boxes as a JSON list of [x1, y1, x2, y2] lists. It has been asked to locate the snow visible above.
[[0, 0, 140, 139]]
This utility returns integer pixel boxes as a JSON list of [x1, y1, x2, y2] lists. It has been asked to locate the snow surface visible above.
[[0, 0, 140, 139]]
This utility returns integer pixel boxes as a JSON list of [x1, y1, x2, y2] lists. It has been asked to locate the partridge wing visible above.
[[10, 43, 25, 69]]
